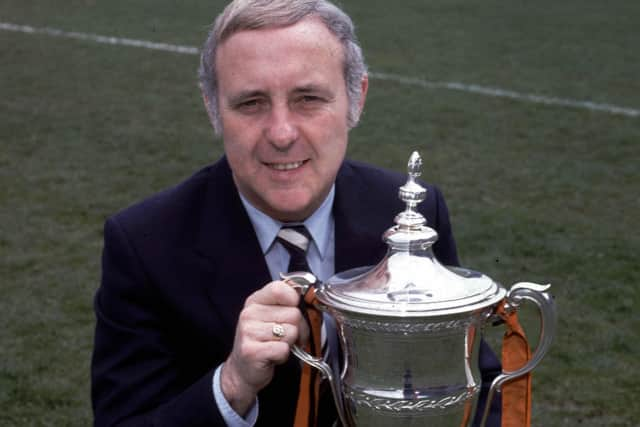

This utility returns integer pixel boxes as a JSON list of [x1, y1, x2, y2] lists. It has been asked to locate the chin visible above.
[[268, 200, 314, 222], [272, 208, 310, 223]]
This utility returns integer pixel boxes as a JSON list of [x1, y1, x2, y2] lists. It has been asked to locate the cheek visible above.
[[312, 112, 349, 145], [222, 137, 256, 181], [318, 125, 349, 158], [222, 137, 240, 162], [222, 123, 256, 159]]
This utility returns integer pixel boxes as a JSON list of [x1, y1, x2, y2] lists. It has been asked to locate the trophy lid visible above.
[[319, 152, 506, 317]]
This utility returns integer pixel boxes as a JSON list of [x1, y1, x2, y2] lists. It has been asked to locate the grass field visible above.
[[1, 1, 639, 426]]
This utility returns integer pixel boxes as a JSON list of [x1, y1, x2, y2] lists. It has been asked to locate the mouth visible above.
[[265, 160, 308, 171]]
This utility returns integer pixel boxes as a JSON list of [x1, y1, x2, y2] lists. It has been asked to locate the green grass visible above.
[[1, 1, 639, 426]]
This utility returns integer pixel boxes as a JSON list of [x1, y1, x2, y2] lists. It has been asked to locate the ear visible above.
[[358, 73, 369, 114], [201, 90, 222, 135], [201, 91, 213, 122], [352, 74, 369, 125]]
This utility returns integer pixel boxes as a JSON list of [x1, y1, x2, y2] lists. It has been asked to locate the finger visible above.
[[245, 280, 300, 307], [250, 321, 302, 347], [237, 317, 301, 346], [255, 314, 310, 348], [241, 304, 310, 344], [234, 334, 292, 366], [261, 340, 293, 365], [263, 322, 311, 356], [242, 304, 304, 326]]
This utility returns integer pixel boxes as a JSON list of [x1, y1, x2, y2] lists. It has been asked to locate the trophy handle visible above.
[[291, 345, 350, 427], [479, 282, 556, 427], [281, 272, 351, 427]]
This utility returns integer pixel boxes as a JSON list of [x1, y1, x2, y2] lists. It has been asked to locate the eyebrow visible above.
[[293, 84, 333, 97]]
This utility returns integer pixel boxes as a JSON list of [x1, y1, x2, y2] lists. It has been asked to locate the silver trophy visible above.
[[285, 152, 556, 427]]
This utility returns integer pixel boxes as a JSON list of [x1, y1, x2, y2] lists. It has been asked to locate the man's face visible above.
[[213, 18, 367, 222]]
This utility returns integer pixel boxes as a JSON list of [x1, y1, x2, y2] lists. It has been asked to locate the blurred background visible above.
[[1, 0, 638, 425]]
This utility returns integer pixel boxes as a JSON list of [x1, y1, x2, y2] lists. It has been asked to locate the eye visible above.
[[234, 98, 266, 113], [295, 94, 325, 109], [301, 95, 320, 102]]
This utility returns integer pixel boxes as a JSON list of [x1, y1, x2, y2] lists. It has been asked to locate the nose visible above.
[[265, 103, 298, 150]]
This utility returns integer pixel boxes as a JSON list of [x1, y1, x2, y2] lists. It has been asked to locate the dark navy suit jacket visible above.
[[91, 157, 501, 426]]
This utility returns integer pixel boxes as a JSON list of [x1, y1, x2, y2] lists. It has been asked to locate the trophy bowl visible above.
[[286, 152, 556, 427]]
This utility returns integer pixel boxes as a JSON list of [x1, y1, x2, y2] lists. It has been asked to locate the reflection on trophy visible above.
[[285, 152, 556, 427]]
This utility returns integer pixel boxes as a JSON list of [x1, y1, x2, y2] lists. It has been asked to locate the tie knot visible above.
[[277, 225, 311, 254]]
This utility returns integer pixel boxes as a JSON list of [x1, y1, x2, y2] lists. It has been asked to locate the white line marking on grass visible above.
[[369, 72, 639, 118], [2, 21, 638, 118], [0, 22, 199, 55]]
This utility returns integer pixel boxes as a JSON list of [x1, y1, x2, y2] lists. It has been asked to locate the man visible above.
[[91, 1, 501, 426]]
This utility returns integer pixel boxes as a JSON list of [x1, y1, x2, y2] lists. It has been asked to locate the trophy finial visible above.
[[396, 151, 428, 228], [407, 151, 422, 179], [384, 151, 438, 252]]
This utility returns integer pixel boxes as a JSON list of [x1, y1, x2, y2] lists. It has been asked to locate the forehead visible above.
[[219, 16, 343, 56], [215, 18, 345, 91]]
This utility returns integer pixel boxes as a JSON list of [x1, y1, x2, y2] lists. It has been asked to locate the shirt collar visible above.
[[238, 185, 335, 260]]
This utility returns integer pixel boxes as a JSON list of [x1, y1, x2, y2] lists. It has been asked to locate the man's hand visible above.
[[220, 280, 308, 416]]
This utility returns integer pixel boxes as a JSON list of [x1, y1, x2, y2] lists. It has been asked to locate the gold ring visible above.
[[272, 323, 286, 339]]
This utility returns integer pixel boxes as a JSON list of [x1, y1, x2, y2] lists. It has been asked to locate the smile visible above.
[[267, 160, 306, 171]]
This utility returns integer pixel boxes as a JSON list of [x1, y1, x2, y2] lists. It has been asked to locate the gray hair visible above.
[[198, 0, 368, 134]]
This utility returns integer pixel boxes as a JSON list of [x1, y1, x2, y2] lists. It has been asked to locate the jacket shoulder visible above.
[[107, 158, 233, 246]]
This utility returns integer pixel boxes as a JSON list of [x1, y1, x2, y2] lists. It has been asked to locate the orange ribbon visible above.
[[497, 301, 532, 427], [293, 288, 323, 427]]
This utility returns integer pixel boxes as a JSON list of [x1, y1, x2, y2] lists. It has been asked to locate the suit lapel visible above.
[[193, 158, 272, 331], [191, 158, 301, 424]]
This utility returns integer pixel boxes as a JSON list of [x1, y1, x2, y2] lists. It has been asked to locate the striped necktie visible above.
[[277, 225, 323, 427], [277, 225, 312, 273]]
